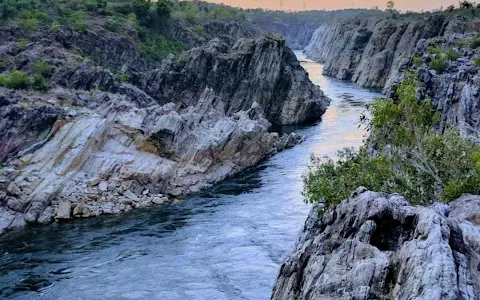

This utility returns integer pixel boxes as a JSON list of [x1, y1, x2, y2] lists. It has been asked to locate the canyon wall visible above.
[[274, 14, 480, 300], [304, 15, 468, 91]]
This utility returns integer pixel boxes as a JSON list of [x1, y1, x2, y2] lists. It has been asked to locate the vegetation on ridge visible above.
[[304, 74, 480, 209]]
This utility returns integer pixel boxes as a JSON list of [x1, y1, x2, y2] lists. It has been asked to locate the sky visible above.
[[205, 0, 459, 12]]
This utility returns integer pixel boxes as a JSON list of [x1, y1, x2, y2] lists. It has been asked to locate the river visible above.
[[0, 52, 382, 300]]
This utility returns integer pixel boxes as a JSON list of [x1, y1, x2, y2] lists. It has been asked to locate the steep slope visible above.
[[387, 33, 480, 141], [0, 25, 329, 234], [304, 14, 467, 91]]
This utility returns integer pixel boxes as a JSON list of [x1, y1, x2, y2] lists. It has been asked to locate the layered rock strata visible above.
[[304, 15, 467, 91], [0, 27, 329, 234]]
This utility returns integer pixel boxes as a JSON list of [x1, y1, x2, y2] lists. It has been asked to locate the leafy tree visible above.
[[132, 0, 151, 20], [156, 0, 171, 18], [304, 74, 480, 210], [459, 1, 474, 9], [387, 1, 395, 11]]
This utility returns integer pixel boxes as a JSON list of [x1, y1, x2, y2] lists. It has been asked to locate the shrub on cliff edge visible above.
[[2, 70, 31, 89], [304, 74, 480, 209], [429, 54, 448, 73]]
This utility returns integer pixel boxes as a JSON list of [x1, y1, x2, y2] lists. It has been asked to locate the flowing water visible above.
[[0, 52, 382, 300]]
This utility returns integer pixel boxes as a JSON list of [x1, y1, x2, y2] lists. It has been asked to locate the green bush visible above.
[[57, 10, 87, 32], [412, 56, 423, 67], [471, 37, 480, 48], [16, 37, 29, 49], [32, 74, 47, 91], [140, 32, 187, 61], [0, 58, 9, 68], [473, 56, 480, 66], [105, 17, 122, 32], [19, 16, 39, 31], [117, 73, 130, 83], [192, 25, 208, 37], [429, 54, 448, 73], [34, 61, 54, 77], [86, 0, 107, 11], [132, 0, 151, 20], [50, 21, 61, 32], [0, 75, 6, 87], [17, 10, 48, 31], [304, 74, 480, 209], [445, 47, 460, 60], [427, 45, 442, 55], [34, 11, 48, 23], [3, 70, 31, 89]]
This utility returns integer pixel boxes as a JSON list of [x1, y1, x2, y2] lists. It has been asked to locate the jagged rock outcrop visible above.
[[139, 37, 327, 126], [386, 32, 480, 140], [251, 21, 320, 50], [272, 188, 480, 300], [0, 26, 329, 234], [304, 15, 466, 91]]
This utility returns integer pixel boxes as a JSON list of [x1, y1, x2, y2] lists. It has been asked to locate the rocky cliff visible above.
[[387, 32, 480, 141], [304, 14, 468, 91], [247, 9, 386, 50], [272, 188, 480, 300], [0, 26, 329, 234]]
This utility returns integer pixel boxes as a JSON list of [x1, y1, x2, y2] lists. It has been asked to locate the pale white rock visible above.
[[272, 191, 480, 300], [38, 207, 54, 224], [123, 190, 139, 202], [152, 196, 169, 205], [98, 181, 108, 192], [55, 201, 72, 220]]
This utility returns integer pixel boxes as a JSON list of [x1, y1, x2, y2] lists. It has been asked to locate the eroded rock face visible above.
[[139, 37, 328, 126], [304, 15, 463, 90], [0, 27, 329, 234], [385, 32, 480, 141], [272, 189, 480, 300]]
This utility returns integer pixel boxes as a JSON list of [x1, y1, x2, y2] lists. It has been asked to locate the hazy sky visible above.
[[206, 0, 458, 12]]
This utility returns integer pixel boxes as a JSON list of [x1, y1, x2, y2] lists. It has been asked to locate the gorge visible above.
[[1, 1, 480, 299], [0, 53, 381, 299]]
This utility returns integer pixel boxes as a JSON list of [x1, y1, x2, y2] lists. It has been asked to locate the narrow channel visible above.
[[0, 53, 383, 300]]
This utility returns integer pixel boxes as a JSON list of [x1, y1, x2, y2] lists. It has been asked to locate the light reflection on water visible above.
[[0, 52, 383, 300]]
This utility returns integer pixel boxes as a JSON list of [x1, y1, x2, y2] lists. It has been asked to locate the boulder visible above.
[[55, 201, 72, 220], [272, 190, 480, 300]]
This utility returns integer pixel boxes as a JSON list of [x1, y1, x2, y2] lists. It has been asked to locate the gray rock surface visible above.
[[0, 26, 329, 235], [304, 15, 464, 91], [272, 189, 480, 300], [384, 32, 480, 140]]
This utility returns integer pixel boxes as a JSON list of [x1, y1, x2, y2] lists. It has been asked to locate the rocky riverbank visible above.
[[272, 188, 480, 300], [0, 24, 329, 234]]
